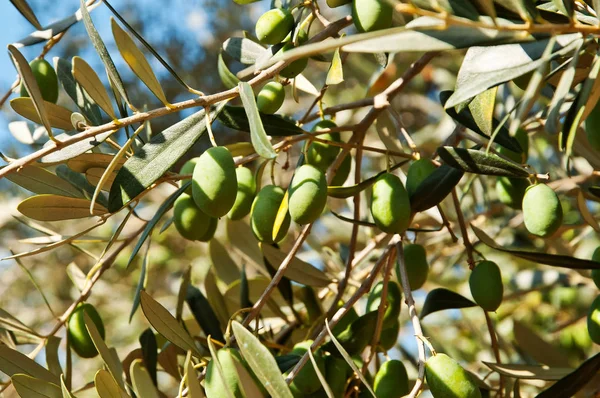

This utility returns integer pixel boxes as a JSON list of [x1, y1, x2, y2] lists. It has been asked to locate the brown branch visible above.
[[484, 311, 504, 397]]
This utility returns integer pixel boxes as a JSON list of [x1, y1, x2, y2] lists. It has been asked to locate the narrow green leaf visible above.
[[55, 57, 103, 126], [494, 0, 539, 21], [72, 56, 116, 119], [9, 0, 42, 29], [437, 146, 530, 177], [45, 337, 62, 378], [218, 52, 240, 89], [109, 104, 224, 212], [472, 225, 600, 269], [231, 321, 294, 398], [40, 130, 116, 164], [410, 165, 464, 212], [185, 357, 205, 397], [468, 87, 497, 139], [83, 313, 125, 389], [483, 362, 573, 380], [186, 286, 225, 343], [17, 195, 107, 221], [130, 359, 160, 398], [207, 340, 236, 398], [261, 244, 331, 287], [420, 288, 477, 319], [546, 42, 581, 134], [209, 239, 240, 285], [238, 82, 277, 159], [412, 0, 480, 19], [217, 105, 303, 136], [204, 270, 230, 329], [536, 353, 600, 397], [177, 266, 192, 321], [11, 374, 62, 398], [80, 0, 131, 107], [129, 240, 151, 321], [0, 345, 58, 383], [326, 47, 344, 86], [140, 291, 200, 355], [5, 165, 83, 198], [327, 160, 408, 199], [223, 38, 268, 64]]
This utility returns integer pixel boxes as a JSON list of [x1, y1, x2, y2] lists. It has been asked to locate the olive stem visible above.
[[451, 188, 476, 268], [395, 240, 427, 398], [484, 311, 504, 397]]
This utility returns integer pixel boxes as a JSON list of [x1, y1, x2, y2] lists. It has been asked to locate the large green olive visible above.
[[173, 194, 213, 241], [179, 157, 198, 195], [425, 353, 482, 398], [306, 120, 342, 171], [587, 295, 600, 344], [289, 340, 327, 395], [374, 360, 409, 398], [278, 43, 309, 78], [469, 261, 503, 312], [257, 81, 285, 114], [192, 146, 237, 217], [398, 243, 429, 291], [20, 59, 59, 103], [325, 356, 351, 398], [406, 158, 436, 197], [365, 281, 401, 326], [496, 176, 529, 210], [250, 185, 291, 244], [288, 164, 328, 225], [592, 247, 600, 289], [67, 303, 105, 358], [522, 184, 563, 238], [228, 167, 257, 220], [352, 0, 393, 33], [255, 9, 294, 45], [370, 173, 411, 234]]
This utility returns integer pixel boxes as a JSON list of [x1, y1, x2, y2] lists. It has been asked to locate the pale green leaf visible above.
[[238, 82, 277, 160], [326, 47, 344, 86], [12, 374, 62, 398], [72, 56, 116, 119], [5, 165, 84, 198], [130, 359, 159, 398], [83, 313, 126, 389], [17, 195, 107, 221]]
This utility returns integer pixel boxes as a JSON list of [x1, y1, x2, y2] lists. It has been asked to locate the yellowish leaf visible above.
[[94, 370, 127, 398], [130, 359, 159, 398], [186, 358, 205, 397], [111, 18, 169, 106], [67, 153, 126, 173], [12, 374, 62, 398], [72, 56, 116, 119], [272, 189, 289, 242], [17, 195, 107, 221], [84, 314, 126, 390], [10, 97, 73, 131], [86, 167, 116, 190]]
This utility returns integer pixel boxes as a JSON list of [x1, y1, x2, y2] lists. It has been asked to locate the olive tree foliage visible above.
[[2, 0, 600, 397]]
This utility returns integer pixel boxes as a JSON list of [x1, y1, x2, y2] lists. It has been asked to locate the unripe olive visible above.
[[591, 247, 600, 289], [496, 177, 529, 210], [289, 340, 326, 394], [371, 173, 411, 234], [306, 120, 341, 171], [199, 216, 218, 242], [192, 146, 237, 217], [469, 261, 503, 312], [325, 356, 351, 398], [67, 303, 105, 358], [20, 59, 59, 103], [331, 153, 351, 186], [179, 157, 198, 195], [352, 0, 393, 33], [498, 129, 529, 163], [257, 81, 285, 114], [251, 185, 290, 244], [522, 184, 563, 238], [406, 158, 436, 197], [228, 167, 257, 220], [425, 353, 482, 398], [288, 164, 328, 225], [379, 319, 400, 351], [587, 295, 600, 344], [397, 244, 429, 290], [255, 9, 294, 45], [326, 310, 378, 356], [331, 303, 359, 337], [365, 281, 401, 327], [327, 0, 351, 8], [374, 360, 409, 398], [278, 43, 309, 78], [173, 194, 213, 241], [586, 100, 600, 151]]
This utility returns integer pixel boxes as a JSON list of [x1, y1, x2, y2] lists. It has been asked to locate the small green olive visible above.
[[591, 247, 600, 289], [173, 194, 213, 241], [406, 158, 436, 197], [352, 0, 393, 33], [250, 185, 290, 244], [20, 59, 59, 103], [255, 9, 294, 45], [398, 244, 429, 290], [179, 157, 198, 195], [288, 164, 328, 225], [192, 146, 237, 217], [587, 295, 600, 344], [257, 81, 285, 114], [522, 184, 563, 238], [306, 120, 341, 172], [370, 173, 411, 234], [228, 167, 257, 220], [469, 261, 503, 312], [278, 43, 308, 78], [67, 303, 105, 358], [425, 353, 482, 398], [365, 281, 401, 326], [374, 360, 409, 398]]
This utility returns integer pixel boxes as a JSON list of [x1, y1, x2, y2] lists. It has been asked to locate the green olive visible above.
[[192, 146, 237, 217], [173, 194, 213, 241], [365, 281, 401, 326], [398, 244, 429, 290], [257, 81, 285, 114], [327, 0, 351, 8], [587, 295, 600, 344], [425, 353, 482, 398], [374, 360, 409, 398], [288, 340, 327, 395], [251, 185, 291, 244], [306, 120, 341, 172], [179, 157, 198, 195], [331, 303, 359, 337], [255, 9, 294, 45], [228, 167, 257, 220], [522, 184, 563, 238], [278, 43, 309, 78], [288, 164, 328, 225], [325, 310, 378, 356], [469, 261, 503, 312], [591, 247, 600, 289], [378, 320, 400, 351], [20, 59, 59, 103], [496, 177, 529, 210], [67, 303, 105, 358], [199, 216, 218, 242], [406, 158, 436, 197], [352, 0, 393, 33], [325, 356, 351, 398], [370, 173, 411, 234]]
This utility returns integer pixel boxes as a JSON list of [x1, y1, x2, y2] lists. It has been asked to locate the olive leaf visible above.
[[536, 353, 600, 398], [327, 160, 408, 199], [185, 285, 225, 343], [483, 362, 573, 380], [83, 313, 126, 390], [5, 165, 84, 198], [472, 225, 600, 269], [72, 56, 116, 119], [11, 374, 62, 398], [130, 359, 160, 398], [223, 37, 267, 65], [17, 195, 107, 221], [39, 130, 116, 164], [55, 57, 103, 126], [410, 164, 464, 212], [238, 82, 277, 160], [94, 369, 123, 398], [437, 146, 531, 177], [420, 288, 476, 319], [218, 52, 240, 89], [218, 105, 304, 136], [326, 47, 344, 86], [9, 0, 42, 29], [10, 97, 74, 131], [0, 345, 59, 383]]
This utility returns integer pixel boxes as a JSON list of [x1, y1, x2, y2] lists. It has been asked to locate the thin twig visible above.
[[484, 311, 504, 397], [451, 188, 475, 267]]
